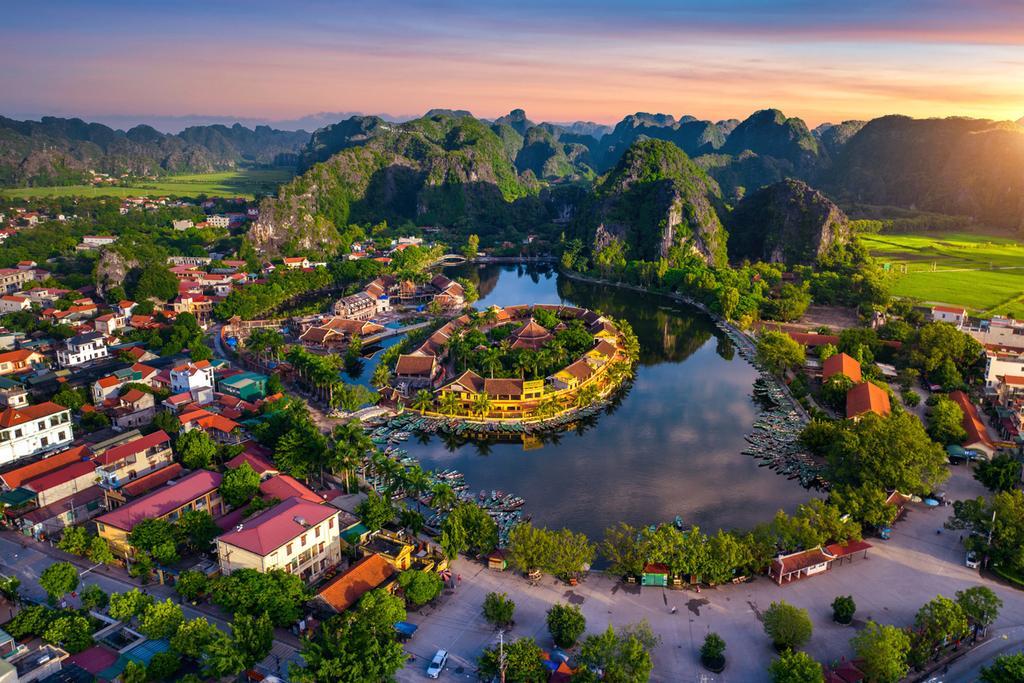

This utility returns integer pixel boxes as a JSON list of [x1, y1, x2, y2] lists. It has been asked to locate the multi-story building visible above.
[[91, 363, 158, 404], [216, 497, 341, 582], [0, 295, 31, 313], [93, 429, 174, 489], [56, 332, 109, 368], [0, 268, 34, 294], [94, 313, 126, 335], [0, 402, 73, 467], [96, 470, 223, 556], [169, 360, 215, 396], [332, 292, 377, 321]]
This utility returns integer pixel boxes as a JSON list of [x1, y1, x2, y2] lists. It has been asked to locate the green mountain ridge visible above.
[[0, 116, 309, 186]]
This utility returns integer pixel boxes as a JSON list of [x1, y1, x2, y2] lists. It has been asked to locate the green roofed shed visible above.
[[0, 488, 36, 508]]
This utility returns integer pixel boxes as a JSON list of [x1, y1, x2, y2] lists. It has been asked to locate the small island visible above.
[[385, 304, 637, 426]]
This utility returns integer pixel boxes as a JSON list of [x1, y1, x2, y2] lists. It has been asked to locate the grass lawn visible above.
[[0, 167, 294, 200], [862, 232, 1024, 316]]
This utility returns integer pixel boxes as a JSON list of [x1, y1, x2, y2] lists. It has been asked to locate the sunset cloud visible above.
[[3, 0, 1023, 129]]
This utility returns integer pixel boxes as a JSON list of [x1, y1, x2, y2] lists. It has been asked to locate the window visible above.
[[315, 526, 321, 538], [328, 517, 334, 529], [13, 429, 22, 438], [286, 543, 293, 555], [40, 437, 48, 447], [301, 534, 307, 546], [58, 431, 66, 441]]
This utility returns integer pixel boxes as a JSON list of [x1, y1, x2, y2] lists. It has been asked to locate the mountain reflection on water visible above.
[[398, 263, 810, 538]]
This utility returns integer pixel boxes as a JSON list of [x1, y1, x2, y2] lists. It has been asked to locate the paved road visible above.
[[937, 626, 1024, 682]]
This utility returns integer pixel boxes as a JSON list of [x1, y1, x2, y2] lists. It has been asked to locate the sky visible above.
[[3, 0, 1024, 131]]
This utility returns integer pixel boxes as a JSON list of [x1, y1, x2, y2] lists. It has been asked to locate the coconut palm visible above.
[[371, 363, 391, 388], [471, 392, 493, 418], [404, 465, 431, 512], [536, 398, 559, 419], [439, 392, 461, 416], [480, 348, 503, 378], [411, 389, 434, 413], [430, 482, 457, 512], [575, 383, 600, 409]]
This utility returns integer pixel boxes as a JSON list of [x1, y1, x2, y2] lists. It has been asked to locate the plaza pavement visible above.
[[396, 466, 1024, 682]]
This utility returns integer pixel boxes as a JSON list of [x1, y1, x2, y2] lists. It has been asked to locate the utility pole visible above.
[[499, 629, 506, 683]]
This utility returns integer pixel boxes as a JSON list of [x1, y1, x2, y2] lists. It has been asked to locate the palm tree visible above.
[[404, 465, 431, 513], [472, 392, 492, 418], [411, 389, 434, 413], [439, 392, 461, 416], [430, 482, 457, 512], [371, 363, 391, 388], [398, 506, 425, 537], [536, 397, 559, 419], [575, 383, 600, 409]]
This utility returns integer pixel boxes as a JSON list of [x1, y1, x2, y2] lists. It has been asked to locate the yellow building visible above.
[[360, 531, 414, 570], [216, 498, 341, 582], [95, 470, 223, 557]]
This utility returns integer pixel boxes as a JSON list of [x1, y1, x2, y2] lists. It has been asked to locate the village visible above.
[[0, 193, 1019, 682]]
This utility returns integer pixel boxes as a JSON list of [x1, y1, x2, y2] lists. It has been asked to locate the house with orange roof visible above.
[[931, 305, 968, 328], [0, 294, 31, 314], [947, 390, 997, 459], [314, 553, 396, 613], [0, 349, 45, 376], [93, 430, 174, 490], [94, 313, 126, 335], [259, 474, 323, 504], [823, 352, 862, 384], [846, 382, 892, 420]]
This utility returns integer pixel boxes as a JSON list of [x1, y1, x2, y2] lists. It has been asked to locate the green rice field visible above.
[[862, 232, 1024, 317], [0, 167, 294, 200]]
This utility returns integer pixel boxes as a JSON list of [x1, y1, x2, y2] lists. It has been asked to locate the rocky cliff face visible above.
[[727, 179, 849, 265], [594, 139, 728, 266], [94, 248, 139, 299]]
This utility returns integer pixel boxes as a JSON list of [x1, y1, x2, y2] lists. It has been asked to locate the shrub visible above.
[[482, 592, 515, 628], [832, 596, 856, 624], [546, 603, 586, 649], [700, 632, 726, 671]]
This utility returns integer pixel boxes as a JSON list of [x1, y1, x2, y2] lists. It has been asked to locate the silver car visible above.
[[426, 649, 448, 679]]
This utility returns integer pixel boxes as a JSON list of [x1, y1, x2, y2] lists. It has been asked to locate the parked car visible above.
[[965, 551, 980, 569], [426, 649, 448, 679]]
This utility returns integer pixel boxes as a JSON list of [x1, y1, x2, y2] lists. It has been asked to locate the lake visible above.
[[360, 263, 811, 539]]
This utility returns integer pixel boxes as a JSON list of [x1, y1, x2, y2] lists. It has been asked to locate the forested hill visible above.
[[0, 116, 310, 186]]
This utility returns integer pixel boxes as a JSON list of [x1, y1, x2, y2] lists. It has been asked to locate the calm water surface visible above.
[[376, 264, 810, 538]]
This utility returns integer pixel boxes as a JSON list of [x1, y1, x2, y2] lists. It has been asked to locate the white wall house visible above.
[[984, 352, 1024, 394], [931, 305, 968, 329], [56, 332, 109, 368], [170, 360, 215, 395], [0, 402, 73, 466]]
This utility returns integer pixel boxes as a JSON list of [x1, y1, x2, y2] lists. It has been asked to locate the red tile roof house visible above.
[[93, 430, 174, 491], [822, 353, 862, 383], [96, 470, 223, 557], [216, 498, 342, 581], [846, 382, 892, 420], [260, 474, 323, 504]]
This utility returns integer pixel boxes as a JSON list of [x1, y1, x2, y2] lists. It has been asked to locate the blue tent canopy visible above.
[[394, 621, 418, 637]]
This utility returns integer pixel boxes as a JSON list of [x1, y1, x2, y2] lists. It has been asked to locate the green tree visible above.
[[832, 596, 856, 624], [482, 592, 515, 628], [152, 410, 180, 435], [829, 484, 898, 529], [57, 526, 90, 555], [0, 576, 20, 604], [133, 263, 179, 302], [396, 570, 443, 607], [821, 374, 855, 409], [578, 623, 658, 683], [80, 584, 108, 611], [851, 621, 911, 683], [109, 588, 155, 621], [146, 650, 181, 681], [768, 649, 823, 683], [762, 601, 813, 650], [176, 428, 218, 470], [955, 586, 1003, 636], [211, 568, 308, 626], [233, 612, 274, 669], [599, 522, 649, 578], [463, 234, 480, 259], [87, 536, 116, 565], [914, 595, 969, 659], [5, 605, 54, 639], [290, 589, 406, 683], [121, 661, 147, 683], [171, 617, 220, 659], [756, 331, 805, 376], [39, 561, 78, 604], [139, 599, 185, 640], [440, 501, 499, 558], [981, 653, 1024, 683], [176, 509, 219, 551], [52, 386, 87, 411], [175, 570, 209, 602], [549, 528, 596, 582], [975, 454, 1023, 493], [43, 614, 93, 653], [478, 637, 547, 683], [202, 632, 246, 679], [927, 397, 967, 445], [129, 517, 179, 565], [355, 490, 395, 532], [507, 522, 554, 576], [219, 461, 261, 508], [547, 603, 586, 649]]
